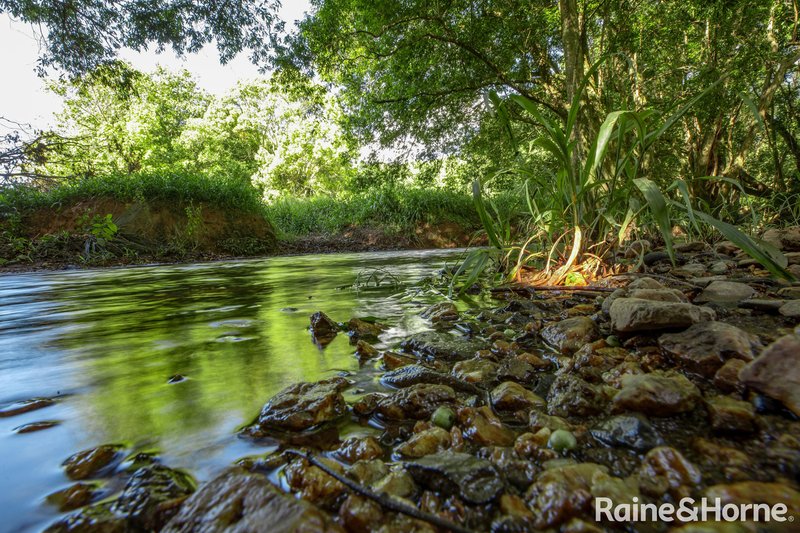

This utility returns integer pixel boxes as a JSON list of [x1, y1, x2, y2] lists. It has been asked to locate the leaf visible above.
[[690, 209, 793, 280], [472, 179, 501, 249], [633, 178, 675, 263]]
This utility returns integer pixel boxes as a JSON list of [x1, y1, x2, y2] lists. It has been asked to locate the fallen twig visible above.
[[284, 449, 478, 533]]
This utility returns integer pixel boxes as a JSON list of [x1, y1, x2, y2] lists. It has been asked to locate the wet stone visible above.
[[395, 427, 451, 458], [612, 371, 701, 417], [639, 446, 701, 499], [547, 374, 607, 417], [451, 357, 497, 383], [371, 468, 417, 499], [525, 462, 609, 528], [491, 381, 546, 412], [335, 436, 383, 463], [49, 465, 196, 532], [541, 316, 599, 355], [403, 451, 503, 504], [285, 457, 348, 508], [347, 318, 386, 342], [255, 377, 350, 432], [13, 420, 60, 433], [659, 321, 758, 377], [380, 351, 416, 370], [0, 397, 55, 417], [309, 311, 340, 346], [375, 384, 456, 420], [111, 465, 196, 530], [713, 358, 747, 394], [46, 483, 100, 512], [703, 481, 800, 524], [458, 406, 515, 446], [400, 331, 486, 361], [706, 395, 755, 433], [420, 302, 458, 323], [354, 340, 378, 361], [382, 363, 487, 395], [496, 358, 538, 383], [590, 414, 664, 452], [163, 467, 343, 533], [739, 333, 800, 416], [63, 444, 124, 480]]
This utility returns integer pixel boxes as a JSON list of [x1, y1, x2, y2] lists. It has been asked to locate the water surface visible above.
[[0, 249, 465, 532]]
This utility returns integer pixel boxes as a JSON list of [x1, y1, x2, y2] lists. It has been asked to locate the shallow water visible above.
[[0, 249, 466, 532]]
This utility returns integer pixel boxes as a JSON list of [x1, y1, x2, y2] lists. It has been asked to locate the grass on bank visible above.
[[1, 172, 266, 215], [1, 172, 522, 242]]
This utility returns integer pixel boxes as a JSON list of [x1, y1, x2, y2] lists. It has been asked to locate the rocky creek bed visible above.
[[5, 232, 800, 533]]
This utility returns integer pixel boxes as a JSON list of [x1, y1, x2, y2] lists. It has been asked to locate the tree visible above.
[[0, 0, 282, 76]]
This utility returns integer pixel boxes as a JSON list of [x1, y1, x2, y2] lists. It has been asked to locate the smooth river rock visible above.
[[739, 334, 800, 416], [164, 467, 343, 533], [256, 377, 349, 431], [694, 280, 756, 305], [541, 316, 599, 355], [609, 298, 704, 333], [659, 321, 758, 377], [612, 372, 701, 416]]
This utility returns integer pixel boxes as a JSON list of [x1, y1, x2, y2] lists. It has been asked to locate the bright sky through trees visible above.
[[0, 1, 311, 129]]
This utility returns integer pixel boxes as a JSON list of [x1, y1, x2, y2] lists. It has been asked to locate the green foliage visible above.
[[3, 172, 265, 216], [264, 187, 513, 238], [0, 0, 281, 76]]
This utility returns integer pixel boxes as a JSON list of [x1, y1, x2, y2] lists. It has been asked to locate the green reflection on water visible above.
[[29, 250, 458, 445]]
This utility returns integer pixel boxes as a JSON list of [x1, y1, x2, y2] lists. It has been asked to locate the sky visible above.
[[0, 1, 311, 130]]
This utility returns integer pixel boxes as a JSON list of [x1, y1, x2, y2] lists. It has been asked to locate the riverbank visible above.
[[1, 177, 498, 271], [4, 243, 800, 532]]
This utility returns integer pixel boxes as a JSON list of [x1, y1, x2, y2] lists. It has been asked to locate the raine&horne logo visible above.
[[595, 496, 795, 523]]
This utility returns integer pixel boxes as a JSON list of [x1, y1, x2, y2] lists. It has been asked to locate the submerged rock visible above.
[[541, 316, 599, 355], [49, 465, 195, 532], [347, 318, 386, 342], [62, 444, 124, 480], [739, 333, 800, 416], [0, 397, 55, 417], [420, 302, 458, 323], [659, 321, 758, 377], [255, 377, 350, 432], [309, 312, 340, 346], [612, 371, 700, 416], [163, 467, 342, 532], [590, 414, 664, 452], [403, 451, 503, 504], [46, 483, 99, 512], [609, 298, 703, 333], [381, 364, 481, 394]]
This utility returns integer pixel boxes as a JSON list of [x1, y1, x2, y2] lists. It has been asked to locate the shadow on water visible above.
[[0, 248, 466, 531]]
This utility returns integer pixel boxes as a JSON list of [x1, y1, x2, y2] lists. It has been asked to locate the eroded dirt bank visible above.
[[0, 197, 478, 272]]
